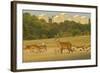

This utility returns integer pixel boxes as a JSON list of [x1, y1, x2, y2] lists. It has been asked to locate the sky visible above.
[[23, 10, 91, 18]]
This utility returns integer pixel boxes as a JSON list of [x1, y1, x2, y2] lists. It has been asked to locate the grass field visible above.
[[23, 35, 91, 62]]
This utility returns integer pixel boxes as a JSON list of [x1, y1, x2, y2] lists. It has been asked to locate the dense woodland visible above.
[[23, 13, 91, 40]]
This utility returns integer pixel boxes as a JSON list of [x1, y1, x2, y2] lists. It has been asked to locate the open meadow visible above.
[[23, 35, 91, 62]]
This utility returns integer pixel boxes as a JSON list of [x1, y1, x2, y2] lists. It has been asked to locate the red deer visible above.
[[24, 43, 47, 53], [56, 39, 73, 54], [76, 45, 90, 51], [76, 46, 85, 51]]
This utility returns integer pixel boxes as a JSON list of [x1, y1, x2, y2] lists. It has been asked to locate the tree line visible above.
[[23, 13, 91, 40]]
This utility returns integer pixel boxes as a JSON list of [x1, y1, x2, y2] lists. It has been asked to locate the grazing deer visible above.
[[76, 46, 85, 51], [25, 45, 40, 51], [76, 45, 90, 51], [39, 42, 47, 52], [24, 43, 47, 53], [55, 39, 73, 54], [84, 45, 91, 52], [24, 45, 33, 53]]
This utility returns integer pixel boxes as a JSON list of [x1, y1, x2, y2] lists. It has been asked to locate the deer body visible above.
[[24, 43, 47, 53], [57, 40, 73, 53]]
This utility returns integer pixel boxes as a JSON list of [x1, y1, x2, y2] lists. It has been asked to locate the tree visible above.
[[23, 12, 91, 40]]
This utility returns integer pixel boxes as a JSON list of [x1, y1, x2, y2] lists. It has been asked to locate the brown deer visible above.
[[76, 45, 90, 51], [24, 43, 47, 53], [55, 39, 73, 54], [76, 46, 85, 51]]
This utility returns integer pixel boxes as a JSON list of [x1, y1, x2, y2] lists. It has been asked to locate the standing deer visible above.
[[55, 39, 73, 54]]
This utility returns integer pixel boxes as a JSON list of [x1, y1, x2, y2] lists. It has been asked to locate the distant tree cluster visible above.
[[23, 13, 91, 40]]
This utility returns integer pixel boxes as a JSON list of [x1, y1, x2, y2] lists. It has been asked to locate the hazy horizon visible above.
[[23, 10, 91, 18]]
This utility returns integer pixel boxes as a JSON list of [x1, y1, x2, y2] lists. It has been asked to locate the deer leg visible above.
[[44, 47, 47, 52], [68, 50, 70, 54], [38, 49, 40, 53], [68, 49, 72, 54], [61, 48, 63, 54]]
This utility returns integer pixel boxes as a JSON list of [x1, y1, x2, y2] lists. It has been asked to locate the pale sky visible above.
[[23, 10, 91, 18]]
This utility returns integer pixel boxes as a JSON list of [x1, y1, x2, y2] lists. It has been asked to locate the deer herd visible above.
[[24, 39, 90, 54]]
